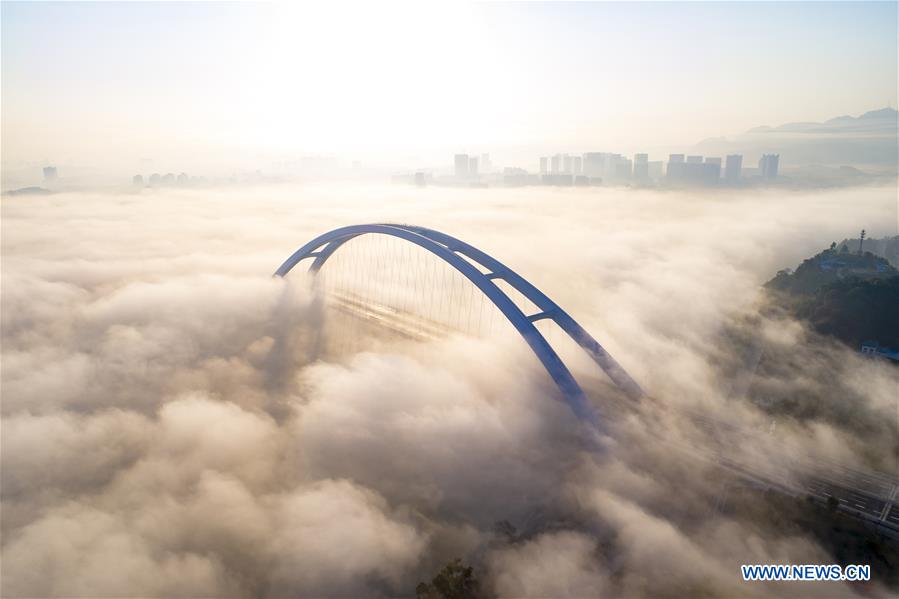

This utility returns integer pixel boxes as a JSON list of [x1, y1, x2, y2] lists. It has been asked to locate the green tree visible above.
[[416, 559, 484, 599]]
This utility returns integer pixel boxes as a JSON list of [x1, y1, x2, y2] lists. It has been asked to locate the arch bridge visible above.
[[274, 225, 899, 535], [275, 224, 643, 427]]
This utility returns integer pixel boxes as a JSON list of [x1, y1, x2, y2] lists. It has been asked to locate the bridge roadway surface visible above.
[[589, 376, 899, 538], [327, 293, 899, 538]]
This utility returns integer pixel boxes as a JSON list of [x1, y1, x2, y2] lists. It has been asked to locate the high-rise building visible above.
[[615, 158, 633, 180], [633, 153, 649, 181], [666, 155, 684, 180], [468, 156, 479, 178], [759, 154, 779, 180], [550, 154, 561, 174], [667, 155, 719, 186], [562, 154, 572, 174], [583, 153, 606, 177], [572, 156, 582, 175], [133, 174, 144, 186], [454, 154, 469, 179], [480, 154, 491, 173], [503, 167, 531, 186], [541, 173, 574, 186], [704, 157, 722, 181], [725, 154, 743, 183], [581, 152, 632, 182], [43, 166, 58, 182], [539, 157, 548, 174], [149, 173, 161, 186]]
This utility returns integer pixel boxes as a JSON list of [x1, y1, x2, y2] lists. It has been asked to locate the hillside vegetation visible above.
[[765, 246, 898, 348]]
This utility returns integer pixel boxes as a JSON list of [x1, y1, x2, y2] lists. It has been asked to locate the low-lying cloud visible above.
[[2, 183, 896, 596]]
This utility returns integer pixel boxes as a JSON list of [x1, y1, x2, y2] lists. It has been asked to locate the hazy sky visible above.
[[2, 1, 897, 170]]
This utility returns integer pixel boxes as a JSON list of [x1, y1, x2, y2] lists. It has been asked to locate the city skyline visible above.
[[2, 2, 897, 174], [13, 103, 899, 192]]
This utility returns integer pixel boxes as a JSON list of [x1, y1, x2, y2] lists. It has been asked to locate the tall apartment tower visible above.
[[633, 153, 649, 181], [480, 154, 491, 173], [704, 157, 722, 182], [725, 154, 743, 183], [550, 154, 561, 173], [572, 156, 583, 175], [583, 153, 606, 177], [666, 154, 685, 179], [454, 154, 469, 179], [759, 154, 779, 180]]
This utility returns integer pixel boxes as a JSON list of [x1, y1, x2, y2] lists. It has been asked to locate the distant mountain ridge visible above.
[[695, 107, 898, 166], [745, 107, 897, 136], [833, 107, 897, 120]]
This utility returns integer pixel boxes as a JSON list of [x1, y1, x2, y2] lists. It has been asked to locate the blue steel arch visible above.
[[274, 224, 644, 427]]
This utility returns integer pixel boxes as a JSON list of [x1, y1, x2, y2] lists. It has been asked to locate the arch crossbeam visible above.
[[274, 224, 644, 428]]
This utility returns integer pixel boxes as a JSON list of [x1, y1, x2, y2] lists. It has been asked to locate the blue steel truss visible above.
[[274, 224, 644, 427]]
